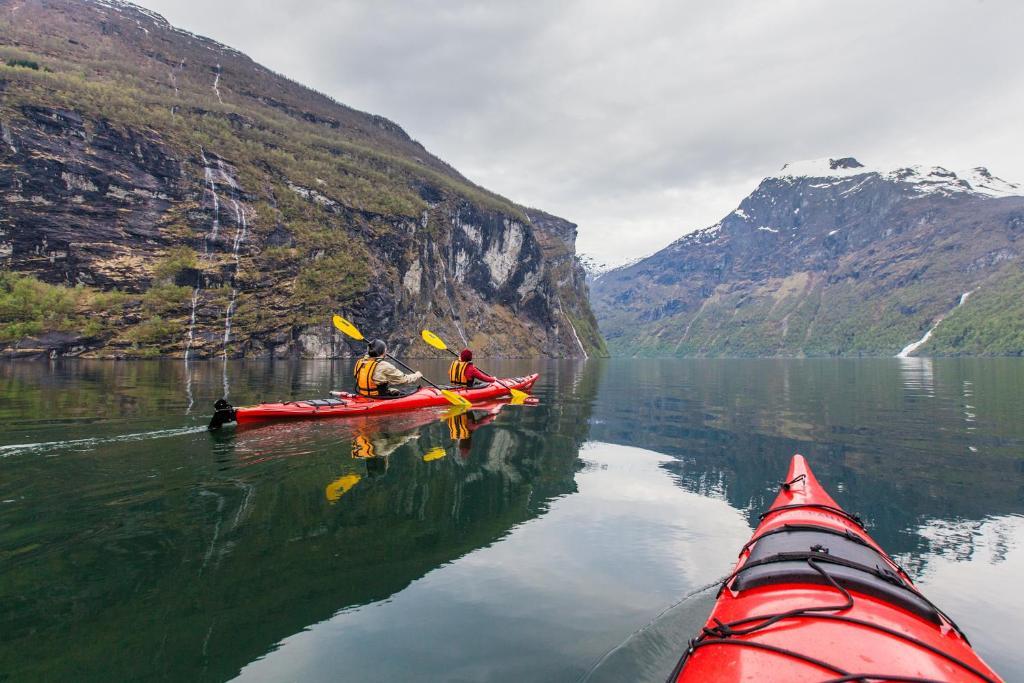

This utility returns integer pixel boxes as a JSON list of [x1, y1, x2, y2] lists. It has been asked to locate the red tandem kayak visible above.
[[208, 374, 538, 430], [670, 454, 1003, 683]]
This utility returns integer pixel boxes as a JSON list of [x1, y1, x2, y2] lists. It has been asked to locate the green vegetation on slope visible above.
[[0, 271, 88, 341], [922, 266, 1024, 356], [1, 272, 206, 356], [0, 38, 523, 221], [0, 4, 601, 358]]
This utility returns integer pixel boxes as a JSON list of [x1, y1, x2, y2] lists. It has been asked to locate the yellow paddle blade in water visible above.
[[420, 329, 449, 351], [332, 314, 364, 341], [325, 473, 361, 502], [509, 390, 528, 405], [441, 389, 473, 408], [422, 447, 447, 462]]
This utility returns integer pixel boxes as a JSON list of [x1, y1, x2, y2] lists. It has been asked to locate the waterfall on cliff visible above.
[[222, 199, 248, 354], [212, 63, 223, 104], [896, 291, 973, 358], [184, 149, 227, 408], [201, 150, 221, 245], [220, 200, 249, 398], [183, 286, 200, 413]]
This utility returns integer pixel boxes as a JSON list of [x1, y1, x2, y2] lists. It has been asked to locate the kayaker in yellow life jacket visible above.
[[353, 339, 422, 398], [448, 349, 496, 388]]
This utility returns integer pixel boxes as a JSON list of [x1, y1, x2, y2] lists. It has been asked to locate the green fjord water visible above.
[[1, 358, 1022, 682]]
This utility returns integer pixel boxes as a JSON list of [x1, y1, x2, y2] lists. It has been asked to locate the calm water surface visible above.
[[1, 358, 1022, 681]]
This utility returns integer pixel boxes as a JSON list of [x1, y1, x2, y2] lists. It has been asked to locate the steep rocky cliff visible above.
[[0, 0, 605, 359], [592, 157, 1024, 356]]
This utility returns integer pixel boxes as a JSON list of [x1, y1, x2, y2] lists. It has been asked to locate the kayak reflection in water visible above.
[[445, 404, 503, 459], [324, 429, 414, 502], [325, 402, 510, 501], [350, 426, 423, 477]]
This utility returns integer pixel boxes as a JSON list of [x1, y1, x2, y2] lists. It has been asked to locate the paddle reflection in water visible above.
[[321, 402, 512, 502], [0, 370, 579, 682], [232, 443, 751, 683], [4, 358, 1023, 680]]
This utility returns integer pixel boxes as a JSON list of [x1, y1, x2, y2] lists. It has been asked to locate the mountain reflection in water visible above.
[[0, 358, 1022, 680]]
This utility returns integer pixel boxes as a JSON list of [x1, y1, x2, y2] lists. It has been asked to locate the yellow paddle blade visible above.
[[325, 473, 361, 502], [422, 446, 447, 462], [420, 329, 449, 351], [332, 314, 364, 341], [441, 389, 473, 408], [509, 388, 529, 401]]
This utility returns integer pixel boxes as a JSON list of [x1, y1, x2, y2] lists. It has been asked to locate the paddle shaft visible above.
[[384, 353, 446, 393]]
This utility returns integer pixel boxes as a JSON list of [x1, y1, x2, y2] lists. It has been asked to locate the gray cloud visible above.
[[136, 0, 1024, 265]]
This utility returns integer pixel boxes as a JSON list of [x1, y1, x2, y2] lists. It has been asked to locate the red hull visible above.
[[230, 374, 538, 424], [672, 455, 1002, 682]]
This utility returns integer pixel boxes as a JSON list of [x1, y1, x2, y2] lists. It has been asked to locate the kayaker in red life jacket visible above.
[[448, 349, 495, 388], [353, 339, 422, 398]]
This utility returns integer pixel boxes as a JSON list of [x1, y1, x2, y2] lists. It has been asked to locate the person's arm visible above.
[[374, 360, 422, 386], [467, 364, 496, 384]]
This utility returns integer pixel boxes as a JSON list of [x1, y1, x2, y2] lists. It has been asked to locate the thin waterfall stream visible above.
[[221, 199, 249, 399], [185, 148, 225, 411], [897, 291, 973, 358]]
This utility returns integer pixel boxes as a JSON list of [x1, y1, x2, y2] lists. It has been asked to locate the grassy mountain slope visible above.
[[0, 0, 605, 359]]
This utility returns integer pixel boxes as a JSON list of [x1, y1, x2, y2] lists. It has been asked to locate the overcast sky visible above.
[[135, 0, 1024, 266]]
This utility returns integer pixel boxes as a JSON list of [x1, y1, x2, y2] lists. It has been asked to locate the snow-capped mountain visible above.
[[592, 157, 1024, 356], [772, 157, 1021, 198]]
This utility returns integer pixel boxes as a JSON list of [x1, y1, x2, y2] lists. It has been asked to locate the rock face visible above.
[[0, 0, 605, 358], [592, 158, 1024, 356]]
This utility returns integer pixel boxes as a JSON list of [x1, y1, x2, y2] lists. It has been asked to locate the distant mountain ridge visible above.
[[0, 0, 606, 359], [592, 157, 1024, 357]]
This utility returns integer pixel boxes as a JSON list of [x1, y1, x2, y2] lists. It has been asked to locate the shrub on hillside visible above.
[[5, 58, 40, 70], [153, 246, 199, 281], [294, 252, 369, 321], [0, 272, 78, 341]]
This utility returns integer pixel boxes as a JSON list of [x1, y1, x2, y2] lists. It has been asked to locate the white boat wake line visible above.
[[0, 426, 207, 458]]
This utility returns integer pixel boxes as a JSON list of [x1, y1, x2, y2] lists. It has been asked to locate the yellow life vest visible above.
[[449, 360, 471, 386], [354, 356, 382, 396], [351, 434, 375, 459], [447, 413, 471, 440]]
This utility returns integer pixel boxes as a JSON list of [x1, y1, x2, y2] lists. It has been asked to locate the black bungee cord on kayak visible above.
[[778, 473, 806, 490], [759, 501, 865, 528], [665, 478, 1000, 683], [667, 558, 999, 683], [763, 473, 866, 528]]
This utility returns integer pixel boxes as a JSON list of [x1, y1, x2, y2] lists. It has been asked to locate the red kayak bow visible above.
[[671, 454, 1003, 682]]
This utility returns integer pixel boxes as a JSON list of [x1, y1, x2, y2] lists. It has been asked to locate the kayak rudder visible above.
[[208, 398, 237, 431]]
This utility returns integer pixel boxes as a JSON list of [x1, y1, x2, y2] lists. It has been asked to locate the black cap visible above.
[[368, 339, 386, 357]]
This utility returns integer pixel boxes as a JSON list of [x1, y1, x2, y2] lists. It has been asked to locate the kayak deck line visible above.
[[670, 454, 1004, 683], [208, 374, 539, 430]]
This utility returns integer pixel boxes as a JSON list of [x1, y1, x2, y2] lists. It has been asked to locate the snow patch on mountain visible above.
[[959, 167, 1022, 198], [772, 157, 1021, 199]]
